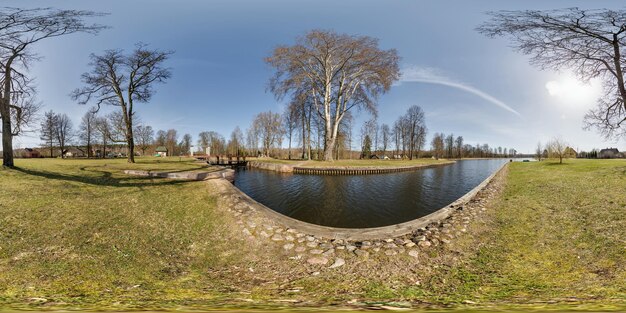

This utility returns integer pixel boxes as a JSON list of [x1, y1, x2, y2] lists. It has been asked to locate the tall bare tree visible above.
[[155, 130, 167, 147], [405, 105, 427, 160], [252, 111, 283, 157], [455, 135, 464, 159], [381, 123, 390, 157], [445, 134, 454, 159], [165, 129, 178, 156], [478, 8, 626, 139], [431, 133, 445, 159], [0, 8, 105, 166], [283, 105, 298, 159], [72, 44, 172, 163], [134, 124, 154, 156], [227, 127, 244, 156], [55, 113, 73, 158], [79, 108, 98, 157], [94, 116, 111, 158], [40, 110, 58, 158], [180, 133, 192, 155], [198, 131, 225, 155], [267, 30, 400, 161]]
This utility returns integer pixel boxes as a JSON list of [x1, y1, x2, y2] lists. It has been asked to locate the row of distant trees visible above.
[[5, 8, 626, 166], [38, 108, 192, 158]]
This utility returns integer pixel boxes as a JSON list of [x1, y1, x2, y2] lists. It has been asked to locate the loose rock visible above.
[[307, 257, 329, 265], [329, 258, 345, 268]]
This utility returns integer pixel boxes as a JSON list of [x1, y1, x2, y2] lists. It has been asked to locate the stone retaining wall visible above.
[[248, 160, 455, 175], [224, 161, 508, 240], [246, 161, 295, 173], [211, 163, 508, 266], [123, 168, 235, 182]]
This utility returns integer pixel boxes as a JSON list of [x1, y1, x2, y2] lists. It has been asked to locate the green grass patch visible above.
[[1, 157, 625, 311], [0, 157, 231, 308], [424, 159, 626, 305]]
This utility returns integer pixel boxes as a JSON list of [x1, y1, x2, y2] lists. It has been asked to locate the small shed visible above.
[[155, 146, 168, 157]]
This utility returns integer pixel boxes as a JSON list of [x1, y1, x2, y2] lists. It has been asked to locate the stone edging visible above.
[[123, 168, 235, 182], [248, 160, 455, 175], [226, 162, 509, 240]]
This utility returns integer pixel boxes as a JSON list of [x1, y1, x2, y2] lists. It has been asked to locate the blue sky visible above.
[[5, 0, 626, 153]]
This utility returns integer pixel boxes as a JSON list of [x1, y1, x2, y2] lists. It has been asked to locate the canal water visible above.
[[234, 159, 508, 228]]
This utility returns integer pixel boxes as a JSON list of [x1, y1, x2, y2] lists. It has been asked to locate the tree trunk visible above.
[[306, 109, 312, 160], [2, 114, 13, 167], [323, 136, 336, 161], [127, 135, 135, 163], [1, 62, 14, 167], [288, 134, 292, 160]]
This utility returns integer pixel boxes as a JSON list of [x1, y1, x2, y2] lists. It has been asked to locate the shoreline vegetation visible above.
[[0, 157, 625, 311]]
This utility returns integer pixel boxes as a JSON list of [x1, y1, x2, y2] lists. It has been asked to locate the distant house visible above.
[[155, 146, 168, 157], [599, 148, 622, 159], [14, 148, 41, 158], [564, 147, 577, 159], [65, 147, 86, 158], [370, 155, 390, 160]]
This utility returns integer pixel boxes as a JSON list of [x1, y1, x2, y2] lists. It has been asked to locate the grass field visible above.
[[0, 157, 236, 309], [0, 157, 625, 311], [406, 159, 626, 307]]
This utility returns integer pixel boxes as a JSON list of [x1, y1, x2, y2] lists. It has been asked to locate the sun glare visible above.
[[545, 76, 601, 106]]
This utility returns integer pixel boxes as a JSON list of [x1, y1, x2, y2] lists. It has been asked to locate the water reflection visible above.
[[234, 159, 507, 228]]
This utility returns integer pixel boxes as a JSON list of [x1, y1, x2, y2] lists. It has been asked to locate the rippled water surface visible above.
[[234, 159, 508, 228]]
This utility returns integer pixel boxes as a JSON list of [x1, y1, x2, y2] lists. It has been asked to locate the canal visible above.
[[234, 159, 508, 228]]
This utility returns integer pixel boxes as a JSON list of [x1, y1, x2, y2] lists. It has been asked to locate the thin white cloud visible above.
[[398, 65, 521, 117]]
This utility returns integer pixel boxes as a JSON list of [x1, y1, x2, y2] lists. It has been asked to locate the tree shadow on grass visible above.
[[13, 166, 195, 188], [545, 162, 571, 166]]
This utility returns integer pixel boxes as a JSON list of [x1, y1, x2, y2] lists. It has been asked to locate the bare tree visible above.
[[404, 105, 427, 160], [165, 129, 178, 156], [547, 137, 568, 164], [198, 131, 225, 155], [79, 108, 98, 157], [72, 43, 172, 163], [55, 113, 73, 158], [283, 105, 298, 159], [478, 8, 626, 139], [0, 8, 105, 166], [431, 133, 445, 159], [381, 123, 390, 157], [245, 127, 259, 157], [94, 116, 111, 158], [252, 111, 283, 157], [227, 126, 244, 156], [535, 141, 543, 161], [180, 133, 192, 155], [40, 110, 58, 158], [134, 124, 154, 156], [267, 30, 400, 161], [155, 130, 167, 147], [455, 135, 464, 159]]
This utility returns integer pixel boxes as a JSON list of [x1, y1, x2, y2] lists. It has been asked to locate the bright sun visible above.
[[545, 76, 601, 106]]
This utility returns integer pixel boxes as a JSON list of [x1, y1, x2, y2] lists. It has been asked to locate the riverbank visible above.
[[1, 158, 624, 311], [247, 157, 454, 174]]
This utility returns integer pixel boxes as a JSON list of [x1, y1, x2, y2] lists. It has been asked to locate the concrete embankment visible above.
[[247, 160, 455, 175], [124, 168, 234, 182], [246, 161, 295, 173]]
